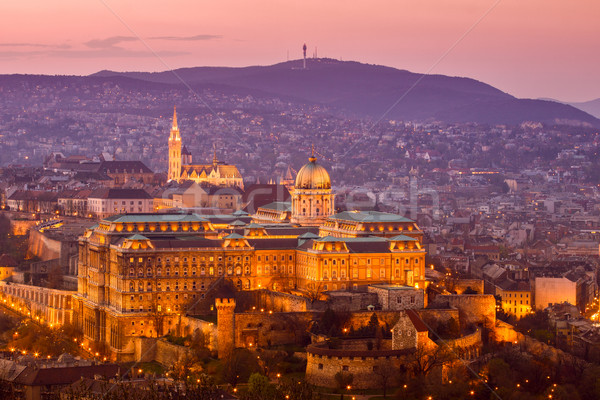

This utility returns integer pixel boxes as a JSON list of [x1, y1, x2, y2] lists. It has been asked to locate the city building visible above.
[[87, 188, 153, 218], [290, 151, 335, 226], [495, 279, 532, 319], [168, 107, 243, 189]]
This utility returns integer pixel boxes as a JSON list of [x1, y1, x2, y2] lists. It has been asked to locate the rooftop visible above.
[[329, 211, 415, 223]]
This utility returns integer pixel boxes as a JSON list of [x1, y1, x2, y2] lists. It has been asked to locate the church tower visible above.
[[291, 148, 335, 226], [168, 107, 182, 182]]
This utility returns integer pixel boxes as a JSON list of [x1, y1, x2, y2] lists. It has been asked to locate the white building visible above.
[[87, 188, 153, 218]]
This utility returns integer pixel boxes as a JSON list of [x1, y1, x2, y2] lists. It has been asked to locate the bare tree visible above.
[[373, 360, 395, 397], [408, 344, 455, 377], [305, 282, 324, 303]]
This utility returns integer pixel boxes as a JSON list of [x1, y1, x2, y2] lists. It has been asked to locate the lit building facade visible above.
[[73, 210, 425, 358], [168, 107, 243, 189], [73, 152, 426, 358], [290, 153, 335, 226]]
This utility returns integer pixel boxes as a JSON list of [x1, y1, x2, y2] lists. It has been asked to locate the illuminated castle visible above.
[[168, 107, 243, 189]]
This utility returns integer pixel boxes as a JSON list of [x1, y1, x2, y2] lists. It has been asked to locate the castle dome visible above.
[[295, 154, 331, 189]]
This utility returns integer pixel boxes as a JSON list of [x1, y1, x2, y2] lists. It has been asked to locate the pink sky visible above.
[[1, 0, 599, 102]]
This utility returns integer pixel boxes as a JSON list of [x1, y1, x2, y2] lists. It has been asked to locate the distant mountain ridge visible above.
[[568, 98, 600, 119], [92, 58, 600, 126]]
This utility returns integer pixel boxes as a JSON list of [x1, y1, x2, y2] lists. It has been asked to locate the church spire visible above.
[[212, 143, 218, 165], [172, 106, 178, 130], [168, 105, 182, 182]]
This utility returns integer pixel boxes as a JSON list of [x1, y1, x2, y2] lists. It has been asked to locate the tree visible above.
[[189, 329, 211, 360], [306, 282, 324, 303], [373, 361, 395, 397], [408, 344, 454, 377], [487, 358, 513, 389], [334, 371, 353, 393], [220, 348, 260, 386], [257, 349, 286, 377], [246, 373, 276, 400], [275, 378, 316, 400], [171, 352, 196, 382]]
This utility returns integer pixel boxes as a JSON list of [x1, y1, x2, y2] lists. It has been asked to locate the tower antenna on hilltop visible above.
[[303, 43, 307, 69]]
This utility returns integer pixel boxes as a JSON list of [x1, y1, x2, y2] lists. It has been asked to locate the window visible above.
[[342, 365, 349, 371], [318, 364, 323, 370]]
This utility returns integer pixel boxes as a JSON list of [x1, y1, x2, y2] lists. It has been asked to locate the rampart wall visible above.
[[306, 340, 413, 389]]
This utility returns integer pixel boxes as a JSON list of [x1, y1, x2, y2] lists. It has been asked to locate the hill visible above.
[[93, 59, 599, 126], [569, 98, 600, 119]]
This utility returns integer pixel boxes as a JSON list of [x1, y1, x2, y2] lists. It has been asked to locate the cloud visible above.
[[0, 34, 219, 60], [0, 42, 71, 49], [84, 36, 138, 49], [0, 48, 189, 60], [149, 34, 222, 41]]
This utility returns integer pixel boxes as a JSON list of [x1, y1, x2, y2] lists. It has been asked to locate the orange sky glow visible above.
[[1, 0, 598, 102]]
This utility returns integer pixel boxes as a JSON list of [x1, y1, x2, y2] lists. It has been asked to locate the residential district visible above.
[[0, 107, 599, 400]]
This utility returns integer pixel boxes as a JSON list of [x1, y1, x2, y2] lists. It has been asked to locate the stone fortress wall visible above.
[[452, 279, 484, 294], [437, 294, 496, 328], [306, 339, 413, 389]]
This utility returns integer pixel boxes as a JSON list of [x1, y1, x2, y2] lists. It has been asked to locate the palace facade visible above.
[[73, 144, 426, 358]]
